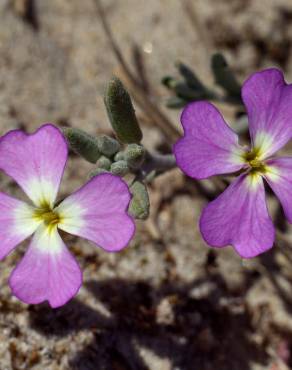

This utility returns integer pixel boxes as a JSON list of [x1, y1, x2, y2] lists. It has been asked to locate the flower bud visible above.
[[110, 160, 129, 176], [97, 135, 120, 157], [124, 144, 146, 169], [129, 181, 150, 220], [62, 127, 101, 164], [114, 151, 125, 161], [104, 77, 143, 144], [96, 156, 112, 170]]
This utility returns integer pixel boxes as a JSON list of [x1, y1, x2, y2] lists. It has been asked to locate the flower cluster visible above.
[[174, 68, 292, 258], [0, 68, 290, 308], [0, 125, 135, 307]]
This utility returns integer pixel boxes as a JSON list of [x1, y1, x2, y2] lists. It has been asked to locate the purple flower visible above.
[[174, 68, 292, 258], [0, 124, 135, 307]]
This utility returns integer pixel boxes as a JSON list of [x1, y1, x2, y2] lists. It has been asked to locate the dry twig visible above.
[[94, 0, 180, 143]]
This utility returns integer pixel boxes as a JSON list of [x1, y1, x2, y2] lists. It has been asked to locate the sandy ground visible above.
[[1, 0, 292, 369]]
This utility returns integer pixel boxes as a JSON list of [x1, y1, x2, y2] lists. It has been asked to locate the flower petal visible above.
[[264, 157, 292, 223], [0, 124, 68, 208], [9, 224, 82, 308], [199, 174, 274, 258], [242, 68, 292, 158], [174, 102, 244, 179], [56, 174, 135, 252], [0, 192, 40, 259]]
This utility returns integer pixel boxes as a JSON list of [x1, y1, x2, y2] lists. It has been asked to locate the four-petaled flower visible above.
[[174, 68, 292, 258], [0, 124, 135, 307]]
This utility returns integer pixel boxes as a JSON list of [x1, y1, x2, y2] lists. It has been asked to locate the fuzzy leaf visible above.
[[211, 53, 241, 96]]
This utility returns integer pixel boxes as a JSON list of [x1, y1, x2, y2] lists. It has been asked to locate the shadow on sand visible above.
[[28, 268, 268, 370]]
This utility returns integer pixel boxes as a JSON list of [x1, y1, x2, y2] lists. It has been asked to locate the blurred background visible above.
[[1, 0, 292, 369]]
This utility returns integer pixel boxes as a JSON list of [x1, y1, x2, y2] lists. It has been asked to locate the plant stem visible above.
[[141, 152, 176, 176]]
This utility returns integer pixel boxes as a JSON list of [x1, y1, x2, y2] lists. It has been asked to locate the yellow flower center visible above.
[[242, 148, 266, 174], [33, 201, 61, 231]]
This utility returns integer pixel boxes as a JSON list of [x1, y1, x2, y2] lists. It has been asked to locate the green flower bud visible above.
[[110, 160, 129, 176], [97, 135, 120, 157], [96, 156, 112, 170], [62, 127, 101, 164], [124, 144, 146, 169], [104, 77, 143, 144], [114, 151, 125, 161], [129, 181, 150, 220]]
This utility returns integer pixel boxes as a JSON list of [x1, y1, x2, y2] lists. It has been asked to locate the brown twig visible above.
[[94, 0, 181, 143], [276, 231, 292, 250], [131, 43, 150, 95], [94, 0, 228, 198]]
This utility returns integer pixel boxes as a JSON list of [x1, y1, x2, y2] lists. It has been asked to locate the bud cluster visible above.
[[63, 77, 152, 220]]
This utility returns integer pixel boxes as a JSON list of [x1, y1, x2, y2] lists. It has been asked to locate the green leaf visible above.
[[174, 82, 203, 100], [176, 62, 206, 91], [161, 76, 177, 89], [211, 53, 241, 96]]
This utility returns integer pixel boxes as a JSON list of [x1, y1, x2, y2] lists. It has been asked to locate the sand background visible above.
[[1, 0, 292, 369]]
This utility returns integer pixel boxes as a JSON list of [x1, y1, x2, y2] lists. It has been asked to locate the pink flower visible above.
[[174, 68, 292, 258], [0, 124, 135, 307]]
